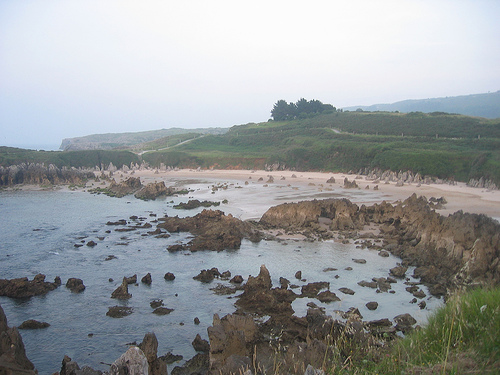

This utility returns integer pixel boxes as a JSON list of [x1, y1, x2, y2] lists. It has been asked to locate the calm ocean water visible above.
[[0, 178, 443, 374]]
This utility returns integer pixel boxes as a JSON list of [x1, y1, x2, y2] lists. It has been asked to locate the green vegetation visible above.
[[3, 109, 500, 185], [271, 98, 336, 121], [0, 147, 140, 169], [141, 111, 500, 184], [126, 133, 203, 153], [344, 287, 500, 374]]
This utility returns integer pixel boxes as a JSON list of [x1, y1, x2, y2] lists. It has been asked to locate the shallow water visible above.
[[0, 178, 442, 374]]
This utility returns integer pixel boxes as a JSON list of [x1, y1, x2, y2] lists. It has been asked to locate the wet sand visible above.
[[129, 169, 500, 220]]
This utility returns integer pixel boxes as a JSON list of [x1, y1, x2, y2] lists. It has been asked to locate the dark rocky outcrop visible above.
[[134, 181, 182, 201], [108, 347, 149, 375], [18, 320, 50, 330], [171, 353, 209, 375], [235, 265, 296, 317], [106, 306, 133, 318], [157, 209, 262, 252], [107, 177, 143, 197], [192, 334, 210, 353], [152, 307, 174, 315], [0, 274, 60, 298], [138, 332, 167, 375], [111, 277, 132, 299], [0, 304, 37, 374], [66, 278, 86, 293], [164, 272, 175, 281], [141, 273, 152, 285], [259, 195, 500, 295], [174, 199, 220, 210]]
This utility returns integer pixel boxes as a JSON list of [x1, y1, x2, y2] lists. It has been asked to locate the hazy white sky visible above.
[[1, 0, 499, 149]]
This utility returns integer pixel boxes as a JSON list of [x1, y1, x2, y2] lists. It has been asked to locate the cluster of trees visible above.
[[271, 98, 337, 121]]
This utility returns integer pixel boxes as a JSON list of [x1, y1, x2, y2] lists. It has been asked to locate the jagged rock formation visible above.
[[467, 177, 498, 190], [157, 209, 262, 251], [0, 304, 37, 374], [111, 277, 132, 299], [134, 181, 182, 200], [0, 163, 94, 186], [107, 177, 143, 197], [0, 274, 60, 298], [260, 195, 500, 295], [355, 167, 458, 186]]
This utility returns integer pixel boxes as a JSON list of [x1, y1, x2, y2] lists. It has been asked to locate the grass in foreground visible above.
[[339, 286, 500, 374]]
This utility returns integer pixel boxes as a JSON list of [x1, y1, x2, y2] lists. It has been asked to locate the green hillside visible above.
[[3, 110, 500, 185], [141, 111, 500, 184], [0, 147, 140, 169]]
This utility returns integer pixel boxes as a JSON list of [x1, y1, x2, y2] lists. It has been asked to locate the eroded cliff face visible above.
[[260, 194, 500, 294]]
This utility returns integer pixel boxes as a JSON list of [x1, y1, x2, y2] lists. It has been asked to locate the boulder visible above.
[[171, 353, 209, 375], [164, 272, 175, 281], [107, 177, 143, 197], [66, 278, 86, 293], [390, 265, 408, 278], [192, 334, 210, 353], [18, 320, 50, 329], [152, 307, 174, 315], [108, 346, 149, 375], [366, 301, 378, 310], [125, 274, 137, 284], [230, 275, 243, 284], [134, 181, 179, 201], [158, 209, 261, 252], [301, 282, 330, 297], [141, 273, 152, 285], [0, 274, 59, 298], [138, 332, 167, 375], [207, 313, 257, 373], [316, 290, 340, 303], [106, 306, 133, 318], [338, 287, 355, 295], [111, 277, 132, 299], [235, 265, 294, 316], [394, 313, 417, 333]]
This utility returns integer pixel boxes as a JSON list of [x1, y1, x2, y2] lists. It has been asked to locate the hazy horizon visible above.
[[2, 0, 499, 149]]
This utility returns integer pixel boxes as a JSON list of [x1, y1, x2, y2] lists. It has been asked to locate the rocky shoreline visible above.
[[1, 193, 498, 374]]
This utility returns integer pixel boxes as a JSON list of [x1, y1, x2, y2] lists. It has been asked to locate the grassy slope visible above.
[[142, 112, 500, 184], [3, 111, 500, 184], [350, 287, 500, 374], [0, 147, 140, 169]]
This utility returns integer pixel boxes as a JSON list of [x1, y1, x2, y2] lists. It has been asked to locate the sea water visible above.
[[0, 177, 443, 374]]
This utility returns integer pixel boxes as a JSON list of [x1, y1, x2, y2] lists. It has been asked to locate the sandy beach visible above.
[[119, 168, 500, 220]]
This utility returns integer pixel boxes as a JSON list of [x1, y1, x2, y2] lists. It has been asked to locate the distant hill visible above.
[[343, 91, 500, 119], [60, 127, 228, 151]]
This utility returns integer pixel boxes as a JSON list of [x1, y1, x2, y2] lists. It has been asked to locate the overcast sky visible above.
[[1, 0, 499, 149]]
